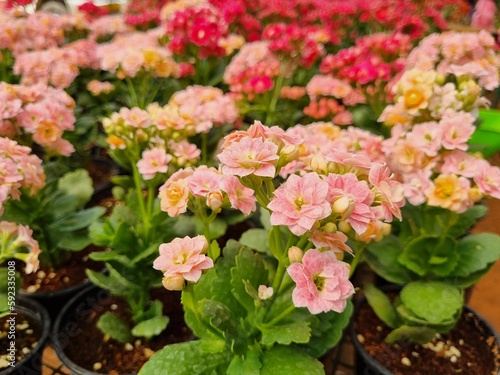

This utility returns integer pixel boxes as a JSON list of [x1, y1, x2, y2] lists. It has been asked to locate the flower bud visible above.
[[338, 220, 351, 233], [310, 154, 328, 175], [288, 246, 304, 263], [207, 191, 223, 212], [258, 285, 274, 300], [322, 222, 337, 234], [332, 196, 351, 215], [468, 187, 483, 203], [162, 276, 185, 291]]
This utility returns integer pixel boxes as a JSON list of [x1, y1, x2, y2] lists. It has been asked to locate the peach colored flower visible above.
[[310, 230, 352, 254], [268, 172, 331, 236], [218, 136, 279, 178], [425, 173, 471, 213], [287, 249, 354, 314], [154, 235, 213, 289], [158, 169, 193, 217]]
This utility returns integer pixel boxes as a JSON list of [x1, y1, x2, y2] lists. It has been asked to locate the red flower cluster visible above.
[[262, 23, 324, 69], [77, 1, 109, 19], [165, 6, 229, 59], [320, 33, 411, 86]]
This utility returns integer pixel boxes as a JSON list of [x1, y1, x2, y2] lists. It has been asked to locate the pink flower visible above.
[[187, 166, 221, 198], [287, 249, 354, 314], [471, 0, 497, 30], [310, 230, 353, 254], [220, 175, 256, 216], [368, 164, 404, 222], [268, 173, 331, 236], [218, 136, 279, 178], [474, 162, 500, 199], [137, 147, 172, 180], [153, 235, 213, 289], [439, 111, 475, 151], [324, 173, 375, 235]]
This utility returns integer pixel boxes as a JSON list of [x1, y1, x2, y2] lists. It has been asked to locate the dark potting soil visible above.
[[59, 288, 192, 374], [20, 245, 104, 293], [354, 298, 500, 375], [0, 310, 41, 370]]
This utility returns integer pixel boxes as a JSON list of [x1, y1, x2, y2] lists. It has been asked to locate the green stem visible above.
[[125, 77, 140, 108], [263, 303, 296, 328], [265, 66, 287, 125], [349, 244, 366, 278], [131, 158, 151, 234]]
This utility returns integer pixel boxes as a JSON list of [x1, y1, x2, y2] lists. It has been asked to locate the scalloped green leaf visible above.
[[398, 236, 458, 277], [261, 346, 324, 375], [231, 248, 268, 313], [448, 205, 488, 237], [400, 281, 462, 324], [261, 321, 311, 346], [131, 316, 169, 339], [227, 348, 261, 375], [97, 312, 132, 343], [452, 233, 500, 277], [239, 229, 270, 253], [58, 169, 94, 206], [364, 235, 415, 285], [138, 340, 232, 375]]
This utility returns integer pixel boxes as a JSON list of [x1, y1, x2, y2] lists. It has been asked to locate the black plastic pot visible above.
[[350, 296, 500, 375], [1, 297, 51, 375]]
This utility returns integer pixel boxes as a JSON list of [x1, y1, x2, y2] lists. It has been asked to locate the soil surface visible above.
[[0, 310, 41, 370], [20, 245, 104, 294], [57, 287, 192, 374], [353, 296, 500, 375]]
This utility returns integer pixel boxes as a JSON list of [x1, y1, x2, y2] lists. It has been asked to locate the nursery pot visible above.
[[350, 289, 500, 375], [52, 284, 191, 375], [0, 296, 51, 375]]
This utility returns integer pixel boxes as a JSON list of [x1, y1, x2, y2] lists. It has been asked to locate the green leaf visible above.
[[132, 316, 170, 339], [385, 325, 437, 345], [400, 281, 462, 324], [49, 207, 106, 232], [452, 233, 500, 277], [89, 250, 131, 265], [58, 169, 94, 206], [202, 299, 239, 341], [364, 284, 399, 329], [259, 208, 272, 231], [239, 229, 270, 253], [261, 321, 311, 346], [85, 268, 134, 297], [398, 236, 458, 277], [364, 235, 415, 285], [57, 231, 93, 251], [260, 346, 324, 375], [227, 349, 261, 375], [231, 248, 268, 313], [209, 240, 221, 262], [447, 205, 488, 237], [97, 312, 133, 343], [138, 340, 232, 375], [194, 217, 228, 240]]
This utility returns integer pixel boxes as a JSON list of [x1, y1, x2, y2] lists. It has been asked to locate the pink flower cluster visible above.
[[164, 5, 229, 59], [0, 137, 45, 216], [0, 83, 76, 156], [405, 30, 500, 91], [158, 165, 256, 217], [14, 39, 100, 89], [169, 85, 240, 133], [124, 0, 166, 28], [382, 111, 500, 213], [87, 14, 132, 41], [153, 235, 213, 290], [0, 221, 41, 274], [0, 11, 66, 56], [223, 41, 281, 99], [96, 30, 179, 79]]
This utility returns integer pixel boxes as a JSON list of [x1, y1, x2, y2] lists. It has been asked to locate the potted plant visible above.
[[138, 120, 405, 374], [350, 29, 500, 375]]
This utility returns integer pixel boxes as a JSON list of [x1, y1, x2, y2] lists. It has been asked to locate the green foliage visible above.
[[97, 312, 133, 343]]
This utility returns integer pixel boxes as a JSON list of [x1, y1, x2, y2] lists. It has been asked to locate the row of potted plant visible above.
[[1, 0, 500, 374]]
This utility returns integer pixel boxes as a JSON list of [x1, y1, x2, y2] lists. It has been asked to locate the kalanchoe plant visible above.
[[358, 29, 500, 345], [0, 137, 104, 269], [140, 120, 405, 374]]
